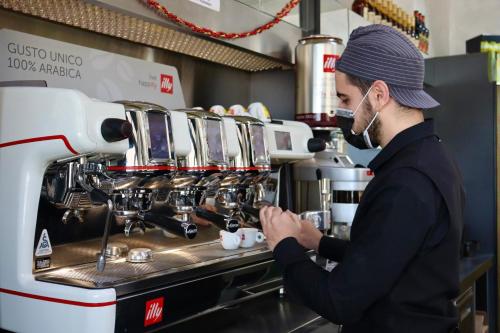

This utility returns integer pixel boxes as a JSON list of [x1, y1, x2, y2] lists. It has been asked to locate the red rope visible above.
[[142, 0, 301, 39]]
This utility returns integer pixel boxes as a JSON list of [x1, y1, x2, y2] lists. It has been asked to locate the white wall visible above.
[[449, 0, 500, 55]]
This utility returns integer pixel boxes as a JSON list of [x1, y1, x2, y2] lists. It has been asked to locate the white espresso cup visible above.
[[219, 230, 241, 250], [237, 228, 265, 248]]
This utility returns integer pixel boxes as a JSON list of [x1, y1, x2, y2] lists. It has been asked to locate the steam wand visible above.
[[76, 161, 114, 272]]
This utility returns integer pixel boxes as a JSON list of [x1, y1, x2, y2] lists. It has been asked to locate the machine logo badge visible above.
[[323, 54, 339, 73], [144, 297, 164, 327], [160, 74, 174, 94], [35, 229, 52, 257]]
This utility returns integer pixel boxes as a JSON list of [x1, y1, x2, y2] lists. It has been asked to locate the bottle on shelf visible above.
[[396, 7, 404, 33], [423, 14, 430, 54], [365, 0, 375, 23], [402, 11, 409, 34], [414, 10, 420, 36], [352, 0, 367, 18], [379, 0, 387, 25], [372, 0, 382, 24], [389, 2, 397, 28], [408, 15, 417, 47]]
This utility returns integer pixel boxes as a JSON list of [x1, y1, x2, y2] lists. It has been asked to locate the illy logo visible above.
[[323, 54, 339, 73], [144, 297, 164, 327], [160, 74, 173, 94]]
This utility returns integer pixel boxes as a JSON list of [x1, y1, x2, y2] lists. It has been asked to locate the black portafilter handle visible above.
[[101, 118, 133, 143], [194, 207, 239, 233], [307, 138, 326, 153], [240, 203, 262, 219], [142, 212, 197, 239]]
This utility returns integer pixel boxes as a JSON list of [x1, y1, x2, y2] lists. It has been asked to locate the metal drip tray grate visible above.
[[36, 240, 269, 288]]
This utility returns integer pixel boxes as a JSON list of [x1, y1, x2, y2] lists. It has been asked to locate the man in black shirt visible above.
[[260, 24, 465, 333]]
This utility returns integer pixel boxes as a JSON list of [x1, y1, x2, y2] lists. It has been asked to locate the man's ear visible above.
[[371, 80, 391, 110]]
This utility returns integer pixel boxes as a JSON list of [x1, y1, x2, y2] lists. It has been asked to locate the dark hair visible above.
[[345, 73, 373, 96], [345, 73, 413, 112]]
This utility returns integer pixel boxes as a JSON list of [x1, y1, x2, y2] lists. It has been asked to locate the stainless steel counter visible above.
[[459, 254, 493, 292], [167, 291, 340, 333], [168, 254, 494, 332]]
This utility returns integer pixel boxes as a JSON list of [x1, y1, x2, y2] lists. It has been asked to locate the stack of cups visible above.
[[208, 102, 272, 123]]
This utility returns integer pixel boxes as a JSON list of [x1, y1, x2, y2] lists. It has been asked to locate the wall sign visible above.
[[0, 29, 186, 108]]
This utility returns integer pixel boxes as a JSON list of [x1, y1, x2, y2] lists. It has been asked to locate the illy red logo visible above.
[[144, 297, 164, 327], [323, 54, 339, 73], [160, 74, 173, 94]]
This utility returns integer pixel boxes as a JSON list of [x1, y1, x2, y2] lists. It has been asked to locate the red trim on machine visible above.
[[178, 166, 228, 171], [0, 288, 116, 307], [0, 135, 79, 155], [228, 166, 271, 171], [107, 165, 177, 171]]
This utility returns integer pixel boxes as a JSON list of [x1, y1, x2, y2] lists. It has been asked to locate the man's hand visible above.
[[259, 206, 301, 251], [287, 211, 323, 252]]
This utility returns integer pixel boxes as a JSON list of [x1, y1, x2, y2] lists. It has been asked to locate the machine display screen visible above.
[[206, 119, 224, 161], [147, 112, 170, 160], [250, 125, 267, 161], [275, 131, 292, 151]]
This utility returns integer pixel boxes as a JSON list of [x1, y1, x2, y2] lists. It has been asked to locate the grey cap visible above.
[[336, 24, 439, 109]]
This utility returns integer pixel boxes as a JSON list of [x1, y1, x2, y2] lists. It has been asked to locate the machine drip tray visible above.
[[35, 228, 271, 291]]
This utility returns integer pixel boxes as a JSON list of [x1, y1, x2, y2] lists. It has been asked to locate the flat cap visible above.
[[336, 24, 439, 109]]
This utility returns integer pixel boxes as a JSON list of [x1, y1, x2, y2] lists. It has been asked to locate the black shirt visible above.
[[273, 120, 465, 333]]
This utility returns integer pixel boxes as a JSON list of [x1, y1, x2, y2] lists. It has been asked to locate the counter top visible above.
[[169, 254, 493, 332], [168, 291, 339, 333], [459, 254, 493, 291]]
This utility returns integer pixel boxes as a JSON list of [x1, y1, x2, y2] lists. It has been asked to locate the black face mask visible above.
[[336, 115, 376, 150], [334, 85, 380, 150], [336, 116, 368, 149]]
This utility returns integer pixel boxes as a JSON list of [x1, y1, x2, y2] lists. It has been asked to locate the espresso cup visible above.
[[237, 228, 265, 248], [219, 230, 241, 250]]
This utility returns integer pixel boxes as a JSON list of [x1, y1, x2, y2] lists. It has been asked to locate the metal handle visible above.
[[195, 207, 239, 233], [143, 212, 197, 239], [240, 203, 261, 219]]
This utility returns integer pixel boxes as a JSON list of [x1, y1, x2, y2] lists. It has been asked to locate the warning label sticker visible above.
[[35, 229, 52, 257]]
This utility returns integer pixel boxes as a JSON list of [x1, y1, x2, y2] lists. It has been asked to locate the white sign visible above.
[[0, 29, 186, 108], [189, 0, 220, 12], [35, 229, 52, 257]]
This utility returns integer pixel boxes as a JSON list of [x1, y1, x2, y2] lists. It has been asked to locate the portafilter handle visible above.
[[194, 207, 239, 233], [240, 203, 264, 219], [142, 212, 197, 239]]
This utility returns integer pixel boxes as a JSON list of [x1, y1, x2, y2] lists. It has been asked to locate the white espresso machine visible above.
[[0, 86, 323, 333]]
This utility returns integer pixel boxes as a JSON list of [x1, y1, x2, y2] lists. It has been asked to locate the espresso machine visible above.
[[0, 85, 323, 333]]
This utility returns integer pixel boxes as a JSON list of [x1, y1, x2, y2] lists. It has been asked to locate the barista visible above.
[[260, 25, 465, 333]]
